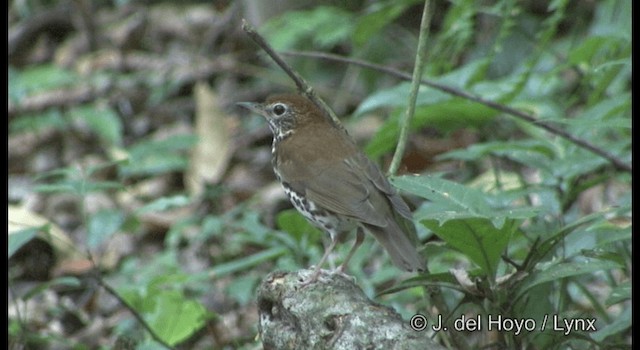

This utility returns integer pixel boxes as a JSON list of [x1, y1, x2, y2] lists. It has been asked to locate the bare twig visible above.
[[94, 271, 176, 350], [240, 20, 345, 131], [282, 51, 631, 173]]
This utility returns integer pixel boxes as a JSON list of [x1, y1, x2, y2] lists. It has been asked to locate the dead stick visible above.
[[240, 20, 344, 131]]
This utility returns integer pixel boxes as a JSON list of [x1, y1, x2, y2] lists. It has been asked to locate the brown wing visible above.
[[276, 125, 423, 271], [302, 154, 424, 271], [308, 166, 387, 226]]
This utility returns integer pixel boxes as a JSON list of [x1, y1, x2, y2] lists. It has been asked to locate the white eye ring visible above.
[[272, 103, 288, 116]]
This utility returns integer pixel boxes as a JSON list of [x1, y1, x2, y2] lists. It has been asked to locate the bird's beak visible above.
[[236, 102, 265, 116]]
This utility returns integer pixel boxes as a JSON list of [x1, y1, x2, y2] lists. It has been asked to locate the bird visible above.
[[238, 93, 424, 284]]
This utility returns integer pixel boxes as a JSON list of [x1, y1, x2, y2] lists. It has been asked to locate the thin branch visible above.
[[281, 51, 631, 173], [241, 20, 344, 131], [388, 0, 432, 176], [94, 271, 176, 350]]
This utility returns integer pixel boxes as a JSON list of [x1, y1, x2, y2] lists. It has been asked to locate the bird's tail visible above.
[[365, 220, 424, 272]]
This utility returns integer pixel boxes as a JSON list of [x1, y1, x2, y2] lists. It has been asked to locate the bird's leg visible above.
[[337, 227, 365, 273], [301, 236, 339, 286]]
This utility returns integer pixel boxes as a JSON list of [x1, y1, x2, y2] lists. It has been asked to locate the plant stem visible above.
[[388, 0, 432, 176]]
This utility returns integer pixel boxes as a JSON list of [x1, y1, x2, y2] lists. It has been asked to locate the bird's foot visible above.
[[298, 267, 331, 287], [330, 267, 356, 283], [298, 266, 356, 287]]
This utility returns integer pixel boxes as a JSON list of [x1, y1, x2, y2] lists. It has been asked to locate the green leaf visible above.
[[563, 93, 631, 134], [34, 177, 122, 196], [605, 281, 630, 306], [392, 175, 537, 228], [439, 139, 556, 163], [354, 82, 450, 116], [8, 227, 40, 258], [421, 217, 518, 277], [238, 210, 272, 240], [263, 6, 354, 50], [121, 134, 197, 177], [564, 221, 630, 260], [567, 36, 613, 66], [363, 98, 496, 158], [209, 247, 288, 279], [87, 209, 125, 249], [392, 175, 486, 217], [22, 276, 82, 301], [412, 99, 496, 132], [389, 175, 539, 276], [225, 275, 260, 305], [136, 195, 191, 214], [9, 64, 77, 102], [9, 109, 68, 134], [377, 270, 461, 296], [33, 164, 124, 196], [589, 0, 631, 38], [353, 1, 417, 47], [363, 113, 400, 158], [516, 260, 622, 301], [69, 103, 123, 145], [276, 209, 322, 242], [590, 306, 631, 343], [145, 290, 209, 346]]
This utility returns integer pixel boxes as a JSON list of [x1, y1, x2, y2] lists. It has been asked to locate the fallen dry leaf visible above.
[[185, 82, 233, 197]]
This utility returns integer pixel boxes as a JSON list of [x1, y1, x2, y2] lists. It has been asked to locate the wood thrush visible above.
[[238, 94, 424, 283]]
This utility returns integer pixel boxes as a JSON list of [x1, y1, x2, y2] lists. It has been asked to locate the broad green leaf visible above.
[[263, 6, 354, 50], [354, 83, 450, 116], [8, 205, 81, 260], [515, 260, 622, 301], [564, 222, 630, 259], [276, 209, 322, 242], [412, 99, 496, 132], [355, 60, 492, 117], [421, 217, 518, 277], [8, 227, 39, 258], [392, 175, 537, 228], [146, 290, 209, 346], [225, 275, 260, 305], [439, 139, 557, 162], [239, 210, 272, 239], [364, 97, 495, 157], [353, 1, 418, 47], [87, 209, 125, 249], [363, 113, 400, 158], [9, 109, 68, 134], [530, 211, 605, 263], [69, 103, 123, 145], [120, 134, 197, 177], [9, 64, 77, 102]]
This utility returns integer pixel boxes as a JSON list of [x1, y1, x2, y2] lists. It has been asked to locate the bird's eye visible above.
[[272, 103, 287, 116]]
